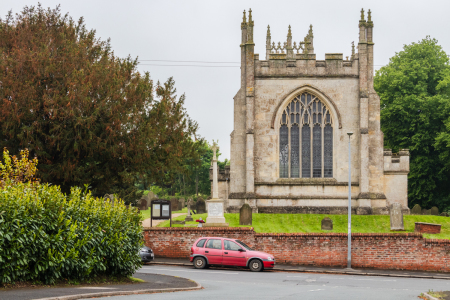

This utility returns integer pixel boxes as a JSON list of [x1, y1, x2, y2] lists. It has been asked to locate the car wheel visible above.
[[193, 257, 207, 269], [249, 259, 263, 272]]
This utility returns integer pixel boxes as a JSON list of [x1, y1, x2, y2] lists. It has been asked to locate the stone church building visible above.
[[225, 9, 410, 214]]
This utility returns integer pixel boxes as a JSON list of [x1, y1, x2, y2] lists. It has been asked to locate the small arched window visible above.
[[279, 92, 333, 178]]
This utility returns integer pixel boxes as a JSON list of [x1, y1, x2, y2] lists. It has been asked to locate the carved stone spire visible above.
[[286, 25, 293, 59], [351, 41, 355, 60], [360, 8, 365, 21], [247, 8, 254, 44], [266, 25, 271, 60], [241, 10, 247, 44], [307, 24, 314, 54], [241, 10, 247, 28], [367, 9, 373, 27]]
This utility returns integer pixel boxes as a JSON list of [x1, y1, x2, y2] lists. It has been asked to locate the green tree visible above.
[[0, 5, 200, 203], [374, 36, 450, 210]]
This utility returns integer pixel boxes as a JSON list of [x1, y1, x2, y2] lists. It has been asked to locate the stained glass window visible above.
[[291, 125, 300, 178], [301, 125, 311, 178], [279, 92, 333, 178], [324, 124, 333, 178], [279, 125, 289, 178], [313, 124, 322, 178]]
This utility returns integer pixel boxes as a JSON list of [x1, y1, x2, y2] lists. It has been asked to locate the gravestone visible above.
[[178, 198, 185, 211], [103, 194, 116, 206], [321, 217, 333, 230], [431, 206, 439, 216], [137, 198, 148, 211], [185, 198, 194, 222], [170, 198, 179, 211], [172, 220, 185, 225], [422, 209, 431, 215], [390, 203, 404, 230], [411, 204, 422, 215], [196, 197, 206, 214], [440, 212, 449, 217], [239, 203, 252, 225]]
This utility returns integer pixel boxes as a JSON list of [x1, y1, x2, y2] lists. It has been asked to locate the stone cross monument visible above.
[[205, 142, 229, 227]]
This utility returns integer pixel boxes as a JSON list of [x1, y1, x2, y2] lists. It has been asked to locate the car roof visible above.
[[195, 237, 237, 240]]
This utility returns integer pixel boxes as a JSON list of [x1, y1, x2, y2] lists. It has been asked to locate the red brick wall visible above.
[[143, 228, 450, 272], [415, 222, 441, 234]]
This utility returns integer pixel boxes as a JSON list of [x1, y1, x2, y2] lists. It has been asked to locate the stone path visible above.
[[141, 213, 186, 227]]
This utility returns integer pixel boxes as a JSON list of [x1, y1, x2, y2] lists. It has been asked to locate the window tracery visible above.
[[279, 92, 333, 178]]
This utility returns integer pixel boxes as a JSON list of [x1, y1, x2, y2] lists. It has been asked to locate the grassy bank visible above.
[[155, 213, 450, 240]]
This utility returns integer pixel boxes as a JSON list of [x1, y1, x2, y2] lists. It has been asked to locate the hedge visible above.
[[0, 183, 143, 284]]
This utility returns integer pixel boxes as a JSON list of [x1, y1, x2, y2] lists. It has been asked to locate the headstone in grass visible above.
[[440, 212, 449, 217], [196, 197, 206, 214], [185, 198, 194, 222], [321, 217, 333, 230], [170, 198, 179, 211], [173, 220, 185, 225], [422, 209, 431, 215], [390, 203, 404, 231], [178, 198, 185, 211], [239, 203, 252, 225], [411, 204, 422, 215], [103, 194, 116, 206], [431, 206, 439, 216], [137, 198, 148, 211]]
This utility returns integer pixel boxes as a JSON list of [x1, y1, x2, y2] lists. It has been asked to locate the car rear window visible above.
[[196, 239, 207, 247]]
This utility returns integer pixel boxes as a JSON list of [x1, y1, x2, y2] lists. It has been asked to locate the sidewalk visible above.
[[0, 272, 201, 300], [149, 258, 450, 280]]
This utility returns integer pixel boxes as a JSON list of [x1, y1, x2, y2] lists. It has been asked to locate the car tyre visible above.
[[193, 257, 207, 269], [249, 259, 263, 272]]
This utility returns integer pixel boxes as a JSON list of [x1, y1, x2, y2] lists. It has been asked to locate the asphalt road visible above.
[[82, 265, 450, 300]]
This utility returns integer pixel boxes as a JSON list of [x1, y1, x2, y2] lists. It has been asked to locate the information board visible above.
[[150, 199, 172, 227]]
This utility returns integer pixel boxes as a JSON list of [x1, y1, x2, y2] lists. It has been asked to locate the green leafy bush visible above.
[[0, 183, 142, 284]]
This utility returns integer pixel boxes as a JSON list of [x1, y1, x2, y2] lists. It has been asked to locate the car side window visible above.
[[205, 239, 222, 250], [196, 239, 207, 247], [224, 240, 243, 251]]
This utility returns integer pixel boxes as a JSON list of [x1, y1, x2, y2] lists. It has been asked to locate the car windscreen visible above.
[[235, 240, 253, 250]]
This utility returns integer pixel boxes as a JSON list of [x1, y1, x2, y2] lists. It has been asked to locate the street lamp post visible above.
[[347, 132, 353, 269]]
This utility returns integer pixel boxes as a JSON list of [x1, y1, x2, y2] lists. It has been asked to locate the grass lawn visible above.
[[155, 213, 450, 239]]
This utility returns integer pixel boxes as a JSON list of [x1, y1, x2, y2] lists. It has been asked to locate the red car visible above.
[[189, 237, 275, 272]]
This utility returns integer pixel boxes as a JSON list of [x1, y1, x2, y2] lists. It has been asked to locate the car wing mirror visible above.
[[238, 248, 246, 252]]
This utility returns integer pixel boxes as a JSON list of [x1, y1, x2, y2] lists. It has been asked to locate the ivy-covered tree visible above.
[[374, 36, 450, 210], [0, 5, 200, 203]]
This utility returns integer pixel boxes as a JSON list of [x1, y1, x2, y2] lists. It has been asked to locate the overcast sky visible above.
[[3, 0, 450, 159]]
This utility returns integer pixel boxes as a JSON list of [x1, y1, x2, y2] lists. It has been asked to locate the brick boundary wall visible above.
[[415, 222, 441, 234], [143, 228, 450, 272]]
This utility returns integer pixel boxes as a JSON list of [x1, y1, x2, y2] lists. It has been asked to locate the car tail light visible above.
[[190, 248, 193, 255]]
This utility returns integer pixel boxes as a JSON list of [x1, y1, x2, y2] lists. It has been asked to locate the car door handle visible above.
[[224, 252, 228, 254], [205, 251, 209, 253]]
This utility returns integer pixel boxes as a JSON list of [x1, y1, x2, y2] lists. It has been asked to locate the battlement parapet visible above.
[[384, 149, 410, 174]]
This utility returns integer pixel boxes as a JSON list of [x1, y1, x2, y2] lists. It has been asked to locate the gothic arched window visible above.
[[279, 92, 333, 178]]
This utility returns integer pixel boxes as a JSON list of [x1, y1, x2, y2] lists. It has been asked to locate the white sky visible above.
[[3, 0, 450, 159]]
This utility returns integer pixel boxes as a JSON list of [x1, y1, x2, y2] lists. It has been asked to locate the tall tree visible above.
[[374, 36, 450, 210], [0, 5, 200, 203]]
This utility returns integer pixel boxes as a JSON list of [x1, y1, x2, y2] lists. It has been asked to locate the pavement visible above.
[[104, 264, 450, 300], [0, 272, 200, 300], [150, 257, 450, 280]]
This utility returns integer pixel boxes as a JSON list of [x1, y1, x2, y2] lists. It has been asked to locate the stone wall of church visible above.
[[253, 78, 361, 184]]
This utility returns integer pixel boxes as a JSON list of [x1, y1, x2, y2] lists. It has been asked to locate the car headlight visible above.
[[267, 257, 273, 261]]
